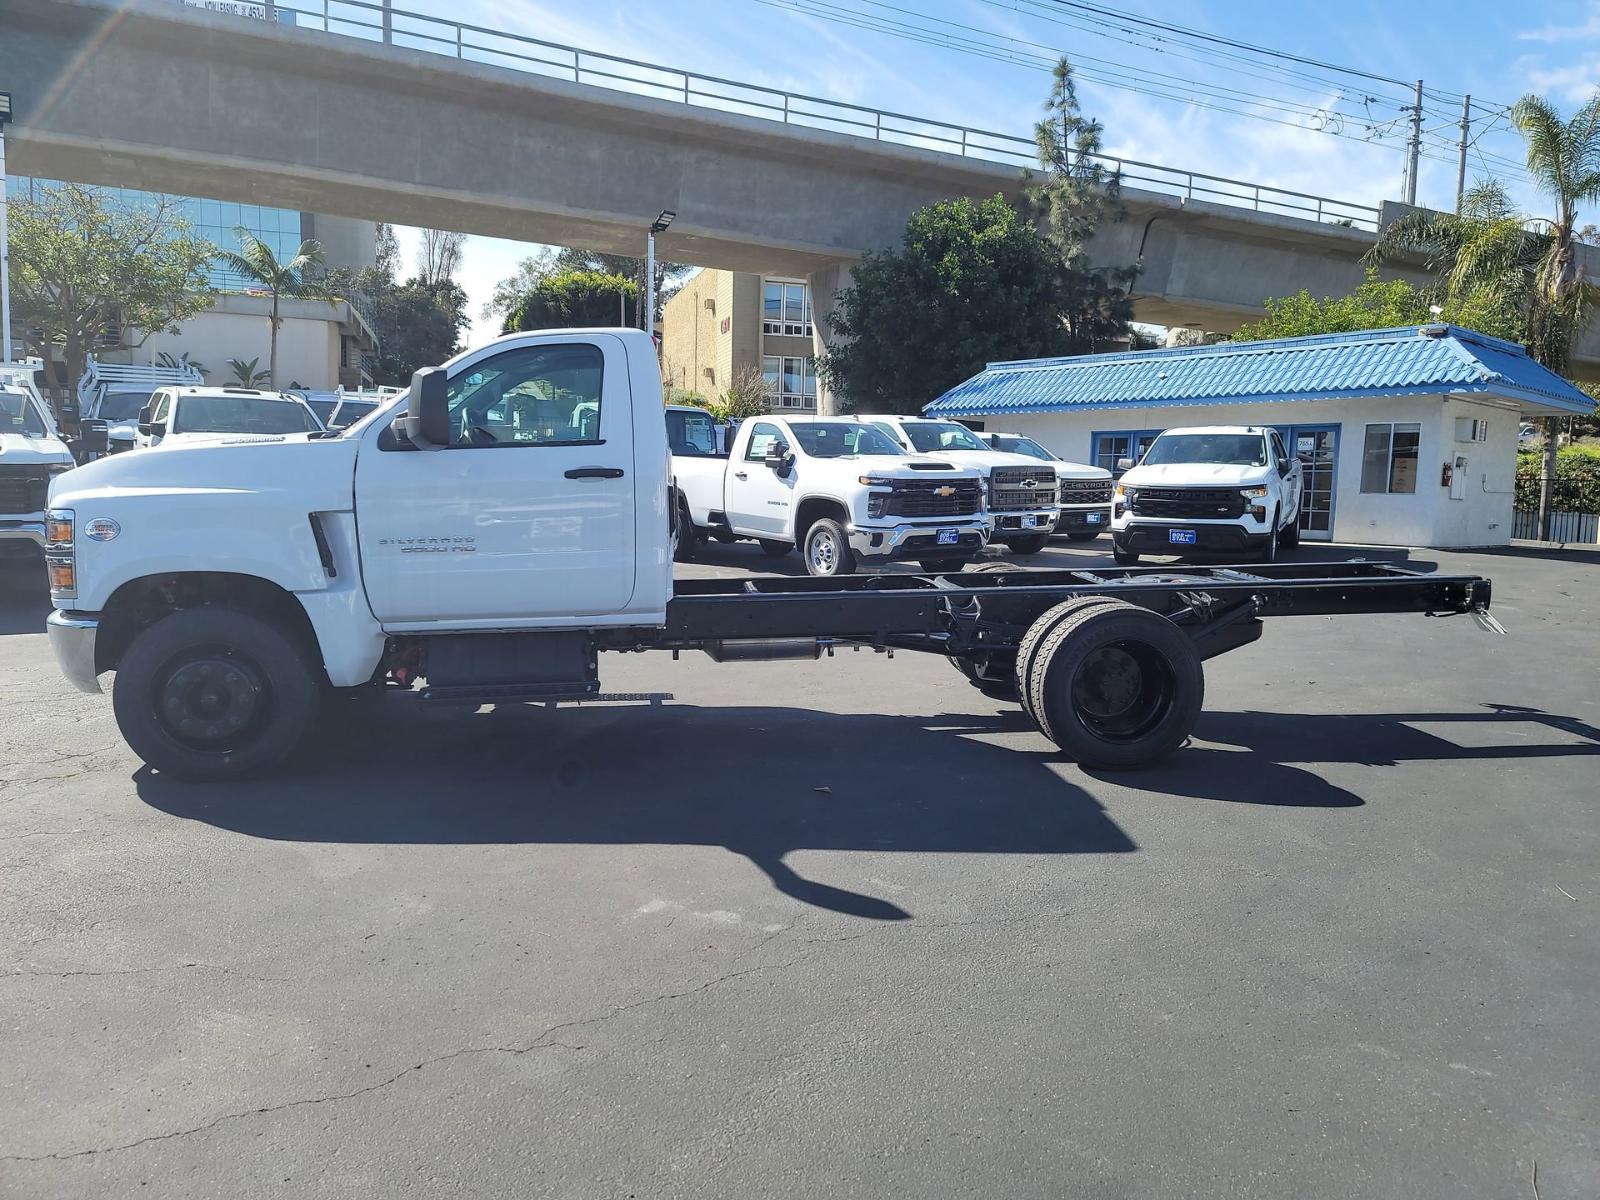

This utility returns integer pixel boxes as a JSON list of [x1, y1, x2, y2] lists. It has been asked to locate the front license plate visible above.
[[937, 528, 960, 545], [1169, 528, 1198, 545], [1024, 514, 1042, 528], [1087, 512, 1102, 524]]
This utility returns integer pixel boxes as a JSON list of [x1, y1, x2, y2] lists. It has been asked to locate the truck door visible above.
[[725, 420, 795, 537], [354, 334, 636, 625]]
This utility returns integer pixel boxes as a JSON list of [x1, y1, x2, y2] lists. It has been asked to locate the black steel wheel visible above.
[[112, 607, 320, 780], [1021, 598, 1203, 768], [1005, 534, 1048, 555], [1066, 530, 1102, 542], [1111, 540, 1140, 566]]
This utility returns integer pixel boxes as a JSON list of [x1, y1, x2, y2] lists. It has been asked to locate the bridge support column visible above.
[[808, 261, 854, 416]]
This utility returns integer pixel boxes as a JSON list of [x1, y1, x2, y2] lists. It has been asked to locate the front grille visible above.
[[1059, 479, 1113, 505], [882, 479, 982, 518], [1129, 486, 1247, 520], [988, 467, 1056, 512], [0, 465, 50, 515]]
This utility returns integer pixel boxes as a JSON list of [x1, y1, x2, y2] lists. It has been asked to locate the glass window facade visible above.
[[11, 176, 306, 292], [761, 355, 816, 409], [761, 280, 812, 337]]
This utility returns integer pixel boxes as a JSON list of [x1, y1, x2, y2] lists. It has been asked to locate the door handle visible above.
[[564, 467, 625, 480], [733, 471, 748, 480]]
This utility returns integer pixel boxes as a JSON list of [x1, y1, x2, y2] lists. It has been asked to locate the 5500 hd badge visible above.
[[379, 536, 478, 554]]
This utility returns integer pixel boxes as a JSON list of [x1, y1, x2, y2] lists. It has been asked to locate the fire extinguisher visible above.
[[1440, 461, 1453, 488]]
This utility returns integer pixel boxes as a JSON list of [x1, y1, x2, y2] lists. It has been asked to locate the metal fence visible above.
[[207, 0, 1382, 232], [1513, 508, 1600, 543]]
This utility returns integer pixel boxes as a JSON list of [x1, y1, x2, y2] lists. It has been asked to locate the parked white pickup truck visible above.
[[134, 387, 325, 449], [669, 408, 988, 575], [43, 328, 1496, 781], [974, 431, 1114, 541], [77, 358, 205, 458], [859, 414, 1064, 555], [1, 362, 76, 562]]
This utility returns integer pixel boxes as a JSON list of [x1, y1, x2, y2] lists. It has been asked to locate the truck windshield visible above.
[[1141, 432, 1268, 467], [901, 421, 988, 452], [991, 435, 1057, 461], [789, 422, 902, 458], [172, 397, 321, 435], [0, 390, 48, 438], [98, 390, 156, 421], [666, 408, 721, 456]]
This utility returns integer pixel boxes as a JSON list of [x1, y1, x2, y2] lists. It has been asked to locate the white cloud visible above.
[[1520, 53, 1600, 102], [1518, 2, 1600, 41]]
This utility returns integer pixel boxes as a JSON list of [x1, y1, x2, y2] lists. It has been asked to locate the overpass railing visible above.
[[225, 0, 1382, 232]]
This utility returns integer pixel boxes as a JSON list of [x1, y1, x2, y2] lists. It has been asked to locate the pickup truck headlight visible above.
[[1239, 485, 1270, 498], [858, 475, 897, 486], [46, 509, 74, 549]]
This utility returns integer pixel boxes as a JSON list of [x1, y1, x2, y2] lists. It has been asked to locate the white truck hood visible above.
[[0, 430, 74, 467], [805, 453, 981, 481], [1122, 462, 1274, 489], [1052, 460, 1111, 481], [921, 449, 1059, 476]]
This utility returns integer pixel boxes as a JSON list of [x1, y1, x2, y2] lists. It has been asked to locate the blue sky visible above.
[[376, 0, 1600, 342]]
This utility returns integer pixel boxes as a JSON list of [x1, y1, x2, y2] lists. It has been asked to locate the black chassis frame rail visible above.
[[613, 561, 1493, 656]]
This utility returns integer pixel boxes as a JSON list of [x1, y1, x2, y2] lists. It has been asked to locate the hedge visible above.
[[1515, 444, 1600, 513]]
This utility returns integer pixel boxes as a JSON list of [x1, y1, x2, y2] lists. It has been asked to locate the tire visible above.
[[917, 558, 970, 573], [1022, 598, 1203, 769], [1260, 510, 1279, 563], [1112, 542, 1140, 566], [1278, 513, 1301, 550], [112, 606, 321, 780], [965, 561, 1022, 575], [1005, 534, 1048, 555], [759, 539, 792, 557], [672, 498, 700, 563], [1066, 530, 1102, 542], [802, 518, 856, 577], [1011, 597, 1124, 728]]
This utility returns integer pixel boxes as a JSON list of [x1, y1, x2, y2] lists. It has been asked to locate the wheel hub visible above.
[[810, 532, 837, 571], [1074, 646, 1143, 717], [158, 655, 264, 746]]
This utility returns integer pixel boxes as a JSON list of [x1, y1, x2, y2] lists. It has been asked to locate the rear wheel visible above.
[[759, 539, 792, 557], [803, 518, 857, 577], [112, 607, 320, 780], [1012, 597, 1123, 728], [672, 497, 700, 562], [1020, 598, 1203, 768], [1005, 534, 1048, 555]]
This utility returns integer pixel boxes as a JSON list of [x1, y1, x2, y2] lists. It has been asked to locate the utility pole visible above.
[[1455, 94, 1471, 212], [1403, 79, 1423, 206], [0, 91, 13, 365]]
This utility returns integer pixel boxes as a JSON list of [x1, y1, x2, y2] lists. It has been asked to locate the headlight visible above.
[[1240, 485, 1270, 498], [1114, 483, 1136, 501], [858, 475, 898, 486]]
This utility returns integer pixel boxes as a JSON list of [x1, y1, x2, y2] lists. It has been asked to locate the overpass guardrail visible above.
[[214, 0, 1382, 232]]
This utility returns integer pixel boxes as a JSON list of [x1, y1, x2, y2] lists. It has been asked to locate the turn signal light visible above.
[[46, 510, 74, 547], [47, 556, 76, 596]]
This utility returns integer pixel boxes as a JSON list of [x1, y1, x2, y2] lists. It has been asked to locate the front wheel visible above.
[[112, 607, 321, 780], [1004, 534, 1048, 555], [1112, 541, 1140, 566], [1259, 510, 1279, 563], [1066, 530, 1102, 542], [1278, 514, 1301, 550], [803, 518, 857, 577]]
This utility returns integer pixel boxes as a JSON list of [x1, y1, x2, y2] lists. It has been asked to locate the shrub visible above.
[[1516, 444, 1600, 512]]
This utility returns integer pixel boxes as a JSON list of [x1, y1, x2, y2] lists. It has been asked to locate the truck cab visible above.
[[1, 364, 76, 561], [669, 411, 987, 576], [859, 414, 1063, 554], [135, 387, 325, 449], [77, 358, 205, 458]]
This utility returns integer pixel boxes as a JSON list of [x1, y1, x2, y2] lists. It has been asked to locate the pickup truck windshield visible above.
[[172, 397, 321, 435], [97, 391, 156, 421], [788, 422, 903, 458], [901, 421, 988, 453], [1142, 433, 1268, 467], [0, 390, 48, 437], [991, 435, 1056, 461]]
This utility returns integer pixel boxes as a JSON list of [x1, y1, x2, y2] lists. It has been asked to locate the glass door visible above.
[[1274, 424, 1339, 541]]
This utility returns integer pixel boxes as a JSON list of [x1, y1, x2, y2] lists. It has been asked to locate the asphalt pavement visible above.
[[1, 538, 1597, 1199]]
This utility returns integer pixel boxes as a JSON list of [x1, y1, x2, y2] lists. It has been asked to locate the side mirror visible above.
[[399, 366, 450, 447], [1116, 457, 1134, 472], [149, 422, 167, 438], [1277, 457, 1292, 477], [138, 406, 152, 425], [766, 442, 791, 472], [136, 421, 152, 436]]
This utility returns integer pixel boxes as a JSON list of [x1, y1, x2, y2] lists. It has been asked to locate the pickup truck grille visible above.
[[882, 479, 982, 518], [1129, 487, 1247, 520], [988, 466, 1056, 512], [1059, 479, 1113, 505], [0, 465, 50, 515]]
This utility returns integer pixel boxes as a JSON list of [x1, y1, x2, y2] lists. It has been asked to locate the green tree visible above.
[[215, 228, 338, 388], [1020, 57, 1138, 350], [365, 279, 470, 385], [504, 270, 639, 333], [7, 183, 215, 405], [819, 195, 1091, 413], [1232, 269, 1439, 341], [486, 247, 690, 327], [1369, 90, 1600, 535], [715, 365, 770, 421]]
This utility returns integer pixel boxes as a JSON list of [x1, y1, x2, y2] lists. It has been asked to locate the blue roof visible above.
[[923, 326, 1596, 419]]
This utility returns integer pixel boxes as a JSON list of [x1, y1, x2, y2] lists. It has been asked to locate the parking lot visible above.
[[2, 538, 1597, 1199]]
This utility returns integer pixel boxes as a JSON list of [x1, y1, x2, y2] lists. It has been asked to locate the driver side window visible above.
[[446, 343, 604, 448], [745, 421, 782, 461]]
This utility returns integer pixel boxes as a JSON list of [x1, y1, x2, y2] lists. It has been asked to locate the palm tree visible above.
[[1369, 92, 1600, 537], [215, 228, 339, 389], [225, 357, 271, 387]]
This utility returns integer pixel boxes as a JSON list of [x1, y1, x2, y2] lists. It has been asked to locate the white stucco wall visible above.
[[142, 309, 341, 389], [972, 393, 1523, 548]]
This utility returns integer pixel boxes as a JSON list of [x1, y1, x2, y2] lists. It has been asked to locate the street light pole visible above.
[[646, 210, 675, 340], [0, 91, 13, 364]]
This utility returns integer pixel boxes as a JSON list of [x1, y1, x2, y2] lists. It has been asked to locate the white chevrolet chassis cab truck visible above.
[[45, 329, 1498, 781], [666, 406, 988, 575]]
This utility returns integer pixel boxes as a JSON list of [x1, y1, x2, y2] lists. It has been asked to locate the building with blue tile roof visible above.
[[924, 326, 1594, 548]]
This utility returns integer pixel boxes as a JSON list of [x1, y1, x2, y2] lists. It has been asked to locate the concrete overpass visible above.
[[3, 0, 1596, 377]]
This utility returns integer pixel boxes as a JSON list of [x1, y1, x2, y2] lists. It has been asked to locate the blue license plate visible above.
[[1087, 512, 1102, 524], [1169, 529, 1198, 545], [937, 528, 960, 545]]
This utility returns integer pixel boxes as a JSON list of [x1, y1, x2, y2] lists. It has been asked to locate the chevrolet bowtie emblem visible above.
[[1021, 478, 1038, 487], [934, 486, 955, 497]]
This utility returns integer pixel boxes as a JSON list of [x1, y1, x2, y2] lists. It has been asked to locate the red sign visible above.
[[720, 317, 731, 334]]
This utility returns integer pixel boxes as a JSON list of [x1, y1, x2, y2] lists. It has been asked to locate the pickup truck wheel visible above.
[[1005, 534, 1048, 555], [803, 519, 856, 577], [1112, 543, 1140, 566], [672, 498, 700, 562], [1260, 509, 1279, 563], [1066, 530, 1102, 542], [112, 607, 320, 780], [1024, 598, 1203, 769], [759, 539, 792, 557], [917, 558, 970, 573], [1278, 515, 1301, 550]]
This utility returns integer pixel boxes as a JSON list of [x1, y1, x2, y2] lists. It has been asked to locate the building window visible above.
[[762, 355, 816, 408], [762, 280, 813, 337], [1360, 422, 1420, 494], [1092, 428, 1164, 476]]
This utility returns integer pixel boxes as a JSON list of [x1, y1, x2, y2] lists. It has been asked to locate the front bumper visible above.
[[990, 508, 1059, 535], [47, 610, 103, 694], [848, 519, 988, 561], [0, 519, 47, 548], [1054, 506, 1111, 534], [1114, 520, 1271, 554]]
